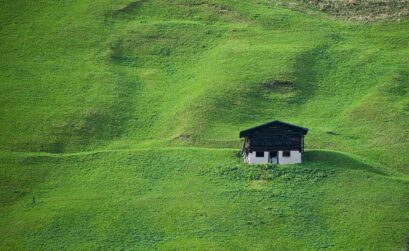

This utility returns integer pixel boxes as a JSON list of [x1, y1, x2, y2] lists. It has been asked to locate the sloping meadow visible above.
[[1, 149, 408, 250], [1, 0, 408, 171], [1, 0, 409, 250]]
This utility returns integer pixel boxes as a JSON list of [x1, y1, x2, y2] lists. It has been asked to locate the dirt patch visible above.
[[277, 0, 409, 21], [179, 1, 231, 13], [174, 133, 192, 140], [262, 80, 296, 93]]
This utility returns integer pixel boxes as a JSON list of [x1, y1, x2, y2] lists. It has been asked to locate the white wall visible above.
[[246, 150, 302, 164], [247, 151, 269, 164], [278, 150, 302, 164]]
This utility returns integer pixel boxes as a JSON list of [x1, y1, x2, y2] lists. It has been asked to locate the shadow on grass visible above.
[[107, 0, 150, 18], [304, 149, 387, 175]]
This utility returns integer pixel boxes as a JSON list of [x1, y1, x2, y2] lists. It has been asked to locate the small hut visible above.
[[240, 120, 308, 164]]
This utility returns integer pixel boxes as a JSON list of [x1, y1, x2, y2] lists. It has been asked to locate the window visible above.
[[283, 151, 291, 157], [256, 151, 264, 157]]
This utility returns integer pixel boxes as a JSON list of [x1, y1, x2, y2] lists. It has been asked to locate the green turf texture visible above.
[[1, 0, 408, 250]]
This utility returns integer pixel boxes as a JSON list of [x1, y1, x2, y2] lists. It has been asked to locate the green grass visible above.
[[1, 0, 409, 250], [1, 149, 408, 250]]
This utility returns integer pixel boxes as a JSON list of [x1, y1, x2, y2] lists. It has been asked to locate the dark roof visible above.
[[239, 120, 308, 138]]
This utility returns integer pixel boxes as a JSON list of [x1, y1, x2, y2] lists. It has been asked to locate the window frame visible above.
[[255, 151, 265, 157], [282, 151, 291, 157]]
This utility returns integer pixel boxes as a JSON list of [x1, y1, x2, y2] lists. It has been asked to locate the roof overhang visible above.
[[239, 120, 308, 138]]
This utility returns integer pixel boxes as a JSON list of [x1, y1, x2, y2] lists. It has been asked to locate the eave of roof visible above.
[[239, 120, 308, 138]]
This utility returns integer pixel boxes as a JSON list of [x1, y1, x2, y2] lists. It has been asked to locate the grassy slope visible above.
[[1, 149, 409, 250], [1, 0, 409, 250]]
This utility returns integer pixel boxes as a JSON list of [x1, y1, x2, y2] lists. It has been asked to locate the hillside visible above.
[[1, 0, 409, 250]]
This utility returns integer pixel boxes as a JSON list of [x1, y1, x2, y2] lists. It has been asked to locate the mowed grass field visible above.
[[0, 0, 409, 250]]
